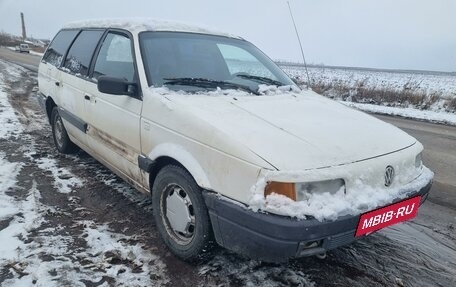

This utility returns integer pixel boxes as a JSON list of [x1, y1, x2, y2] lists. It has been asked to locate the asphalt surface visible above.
[[0, 47, 40, 72], [1, 47, 455, 286]]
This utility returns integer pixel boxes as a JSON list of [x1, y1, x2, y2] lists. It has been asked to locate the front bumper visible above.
[[203, 179, 432, 262]]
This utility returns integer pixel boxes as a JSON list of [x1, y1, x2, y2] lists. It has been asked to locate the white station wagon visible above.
[[37, 18, 433, 262]]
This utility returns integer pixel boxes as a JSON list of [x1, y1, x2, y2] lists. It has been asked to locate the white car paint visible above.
[[163, 91, 417, 170], [38, 18, 430, 219]]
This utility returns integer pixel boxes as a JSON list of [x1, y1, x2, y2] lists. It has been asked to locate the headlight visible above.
[[264, 179, 345, 201], [296, 179, 345, 201], [415, 153, 423, 169]]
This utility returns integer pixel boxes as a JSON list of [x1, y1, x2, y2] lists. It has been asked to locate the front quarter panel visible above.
[[140, 91, 268, 203]]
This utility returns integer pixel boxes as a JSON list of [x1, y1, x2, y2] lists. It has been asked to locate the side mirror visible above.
[[97, 76, 137, 97]]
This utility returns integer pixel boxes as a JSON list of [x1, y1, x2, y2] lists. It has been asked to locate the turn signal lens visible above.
[[264, 182, 296, 201]]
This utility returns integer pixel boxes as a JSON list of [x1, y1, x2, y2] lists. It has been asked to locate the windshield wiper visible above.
[[164, 77, 259, 95], [235, 74, 285, 87]]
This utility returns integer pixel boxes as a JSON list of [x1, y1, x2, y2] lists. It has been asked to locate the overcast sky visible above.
[[0, 0, 454, 72]]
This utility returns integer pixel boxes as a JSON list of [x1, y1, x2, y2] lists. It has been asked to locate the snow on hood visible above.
[[157, 88, 417, 170]]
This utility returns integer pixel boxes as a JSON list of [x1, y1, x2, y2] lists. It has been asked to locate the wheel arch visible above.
[[147, 144, 212, 192], [45, 96, 57, 123]]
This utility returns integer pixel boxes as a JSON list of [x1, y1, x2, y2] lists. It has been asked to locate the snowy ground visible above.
[[280, 64, 456, 125], [342, 101, 456, 126], [282, 65, 456, 98], [0, 59, 455, 286], [0, 61, 169, 286]]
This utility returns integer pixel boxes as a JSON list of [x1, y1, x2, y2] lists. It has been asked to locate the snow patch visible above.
[[282, 65, 456, 99], [3, 62, 28, 79], [82, 222, 169, 286], [0, 181, 45, 269], [249, 166, 433, 221], [2, 219, 169, 286], [342, 102, 456, 126], [36, 157, 83, 193], [150, 84, 302, 98], [0, 153, 23, 220], [0, 74, 23, 138], [257, 84, 300, 95]]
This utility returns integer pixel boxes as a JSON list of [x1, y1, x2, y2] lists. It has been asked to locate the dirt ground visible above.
[[0, 60, 455, 287]]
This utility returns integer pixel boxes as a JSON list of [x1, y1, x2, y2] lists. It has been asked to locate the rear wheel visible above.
[[51, 107, 78, 154], [152, 165, 213, 261]]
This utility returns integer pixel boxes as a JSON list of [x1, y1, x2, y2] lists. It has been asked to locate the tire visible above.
[[51, 107, 78, 154], [152, 165, 213, 262]]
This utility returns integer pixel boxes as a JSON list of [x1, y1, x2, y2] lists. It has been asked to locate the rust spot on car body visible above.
[[87, 125, 138, 164]]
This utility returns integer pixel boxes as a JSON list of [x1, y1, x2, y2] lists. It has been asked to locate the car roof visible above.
[[63, 18, 242, 39]]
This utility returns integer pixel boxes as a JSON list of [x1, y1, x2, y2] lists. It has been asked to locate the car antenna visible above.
[[287, 1, 311, 88]]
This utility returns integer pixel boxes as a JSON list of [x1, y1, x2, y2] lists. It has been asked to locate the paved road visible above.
[[0, 46, 41, 72]]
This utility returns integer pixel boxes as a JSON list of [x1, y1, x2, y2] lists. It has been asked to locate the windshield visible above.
[[139, 32, 295, 94]]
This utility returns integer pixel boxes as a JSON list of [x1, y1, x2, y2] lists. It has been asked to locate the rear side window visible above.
[[43, 30, 79, 67], [93, 33, 135, 82], [63, 30, 104, 75]]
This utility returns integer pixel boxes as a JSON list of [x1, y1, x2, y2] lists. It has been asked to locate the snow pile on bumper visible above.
[[249, 166, 434, 221]]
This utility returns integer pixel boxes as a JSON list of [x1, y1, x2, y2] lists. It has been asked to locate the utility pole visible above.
[[20, 12, 27, 40]]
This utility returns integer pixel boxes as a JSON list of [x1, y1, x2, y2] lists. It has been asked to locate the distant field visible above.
[[279, 64, 456, 113]]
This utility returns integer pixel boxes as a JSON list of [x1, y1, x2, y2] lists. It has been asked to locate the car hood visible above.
[[170, 91, 416, 170]]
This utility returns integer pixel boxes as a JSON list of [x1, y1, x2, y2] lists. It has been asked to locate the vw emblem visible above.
[[384, 166, 395, 187]]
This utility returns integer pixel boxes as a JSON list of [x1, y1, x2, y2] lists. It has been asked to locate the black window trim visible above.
[[61, 28, 106, 78], [42, 28, 81, 66], [138, 30, 249, 87], [43, 27, 142, 99], [89, 28, 142, 100]]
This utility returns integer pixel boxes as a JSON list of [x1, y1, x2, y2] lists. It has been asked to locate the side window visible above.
[[93, 33, 135, 82], [43, 30, 79, 67], [63, 30, 104, 75]]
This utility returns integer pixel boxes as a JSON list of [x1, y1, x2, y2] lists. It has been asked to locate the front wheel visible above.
[[152, 165, 213, 261], [51, 107, 78, 154]]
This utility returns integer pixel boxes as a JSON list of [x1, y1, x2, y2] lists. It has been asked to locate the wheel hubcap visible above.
[[161, 184, 195, 244], [54, 115, 64, 148]]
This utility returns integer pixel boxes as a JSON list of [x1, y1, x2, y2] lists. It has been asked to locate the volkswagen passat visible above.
[[37, 18, 433, 262]]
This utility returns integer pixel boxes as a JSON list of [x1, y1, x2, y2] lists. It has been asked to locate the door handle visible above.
[[55, 81, 60, 87], [84, 95, 90, 101]]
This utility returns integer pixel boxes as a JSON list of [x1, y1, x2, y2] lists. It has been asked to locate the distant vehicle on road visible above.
[[15, 43, 30, 53], [37, 18, 433, 263]]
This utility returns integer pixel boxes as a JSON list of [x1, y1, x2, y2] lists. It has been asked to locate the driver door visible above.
[[84, 30, 143, 187]]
